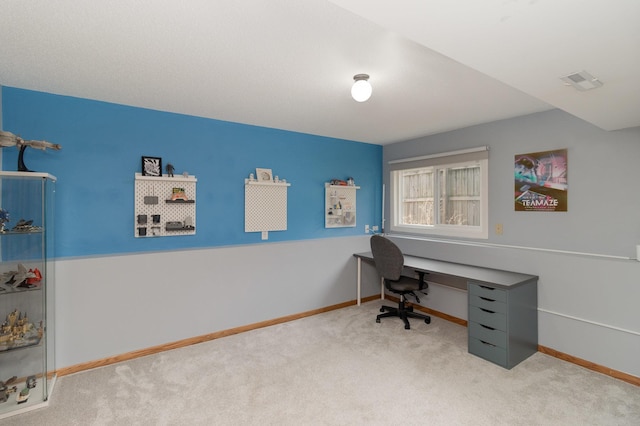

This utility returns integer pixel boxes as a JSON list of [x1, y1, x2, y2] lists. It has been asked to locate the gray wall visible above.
[[383, 109, 640, 377], [55, 236, 380, 368]]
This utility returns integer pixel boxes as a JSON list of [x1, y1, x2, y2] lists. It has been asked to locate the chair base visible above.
[[376, 299, 431, 330]]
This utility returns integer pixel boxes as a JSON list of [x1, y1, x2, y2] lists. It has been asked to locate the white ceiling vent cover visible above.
[[560, 70, 603, 91]]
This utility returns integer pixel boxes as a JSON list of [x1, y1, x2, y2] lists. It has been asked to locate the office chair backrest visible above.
[[370, 235, 404, 281]]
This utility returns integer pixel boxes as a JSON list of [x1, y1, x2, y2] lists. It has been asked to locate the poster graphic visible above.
[[514, 149, 567, 212]]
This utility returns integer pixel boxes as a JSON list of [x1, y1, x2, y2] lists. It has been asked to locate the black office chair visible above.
[[370, 234, 431, 330]]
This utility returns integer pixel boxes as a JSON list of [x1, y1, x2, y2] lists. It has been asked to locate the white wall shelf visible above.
[[325, 183, 359, 228], [134, 173, 197, 237]]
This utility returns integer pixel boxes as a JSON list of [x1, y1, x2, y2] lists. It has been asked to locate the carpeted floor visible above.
[[5, 300, 640, 425]]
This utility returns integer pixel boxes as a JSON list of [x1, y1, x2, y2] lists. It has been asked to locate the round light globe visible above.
[[351, 79, 372, 102]]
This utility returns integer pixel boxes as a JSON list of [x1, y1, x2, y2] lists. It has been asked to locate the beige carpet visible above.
[[6, 300, 640, 425]]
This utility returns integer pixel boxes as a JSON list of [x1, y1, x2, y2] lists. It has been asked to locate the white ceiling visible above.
[[0, 1, 637, 145]]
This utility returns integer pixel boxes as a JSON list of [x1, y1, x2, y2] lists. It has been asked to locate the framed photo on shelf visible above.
[[142, 156, 162, 177], [256, 168, 273, 182]]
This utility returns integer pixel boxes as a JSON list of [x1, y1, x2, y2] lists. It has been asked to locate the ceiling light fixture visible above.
[[351, 74, 372, 102]]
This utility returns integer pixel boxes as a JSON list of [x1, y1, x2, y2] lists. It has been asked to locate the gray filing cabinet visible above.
[[468, 280, 538, 369]]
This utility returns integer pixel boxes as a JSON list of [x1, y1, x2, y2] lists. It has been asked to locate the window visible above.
[[389, 147, 488, 239]]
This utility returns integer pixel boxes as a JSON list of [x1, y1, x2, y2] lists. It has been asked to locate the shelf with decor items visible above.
[[325, 183, 359, 228], [134, 173, 197, 237], [0, 171, 56, 419]]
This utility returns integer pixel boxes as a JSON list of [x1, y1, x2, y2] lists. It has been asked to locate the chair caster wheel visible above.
[[376, 319, 381, 323], [425, 318, 431, 324], [404, 325, 410, 330], [380, 308, 385, 312]]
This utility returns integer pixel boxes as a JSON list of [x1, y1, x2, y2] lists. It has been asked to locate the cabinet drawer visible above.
[[468, 282, 506, 303], [469, 321, 507, 349], [469, 294, 507, 314], [469, 337, 507, 367], [468, 306, 506, 331]]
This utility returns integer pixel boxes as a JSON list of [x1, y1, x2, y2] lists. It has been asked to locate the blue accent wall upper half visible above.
[[2, 87, 382, 258]]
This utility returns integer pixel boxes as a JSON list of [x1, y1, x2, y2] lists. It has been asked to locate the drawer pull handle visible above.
[[480, 340, 496, 347], [480, 324, 495, 330], [480, 296, 495, 302], [479, 285, 495, 291], [480, 308, 495, 314]]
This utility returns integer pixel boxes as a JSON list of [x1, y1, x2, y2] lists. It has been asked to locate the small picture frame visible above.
[[142, 156, 162, 177], [256, 168, 273, 182]]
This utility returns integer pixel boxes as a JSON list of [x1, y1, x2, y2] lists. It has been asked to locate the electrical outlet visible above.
[[495, 223, 503, 235], [365, 225, 370, 234], [372, 225, 379, 232]]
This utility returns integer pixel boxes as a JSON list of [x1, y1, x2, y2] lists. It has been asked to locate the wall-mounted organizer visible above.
[[134, 173, 196, 237], [325, 183, 359, 228], [245, 179, 291, 238]]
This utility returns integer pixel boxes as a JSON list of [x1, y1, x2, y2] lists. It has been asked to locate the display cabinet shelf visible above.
[[0, 171, 56, 419]]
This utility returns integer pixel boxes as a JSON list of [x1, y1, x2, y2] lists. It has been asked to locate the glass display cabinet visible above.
[[0, 171, 56, 419]]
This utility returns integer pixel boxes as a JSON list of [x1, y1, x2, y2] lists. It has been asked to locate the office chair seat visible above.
[[370, 234, 431, 330]]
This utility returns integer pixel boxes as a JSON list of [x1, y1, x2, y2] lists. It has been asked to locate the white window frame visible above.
[[389, 147, 489, 239]]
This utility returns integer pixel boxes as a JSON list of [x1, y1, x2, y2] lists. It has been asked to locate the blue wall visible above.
[[1, 87, 382, 258]]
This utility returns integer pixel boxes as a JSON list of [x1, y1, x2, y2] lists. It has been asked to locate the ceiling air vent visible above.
[[560, 70, 603, 91]]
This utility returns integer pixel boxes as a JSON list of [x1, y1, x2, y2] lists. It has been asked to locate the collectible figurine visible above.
[[170, 187, 188, 201], [0, 309, 43, 350], [166, 163, 175, 177], [0, 376, 17, 403], [0, 209, 9, 233], [16, 387, 29, 404], [0, 130, 62, 172]]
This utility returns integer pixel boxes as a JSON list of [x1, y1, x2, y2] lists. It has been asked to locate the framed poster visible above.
[[515, 149, 567, 212], [142, 156, 162, 177]]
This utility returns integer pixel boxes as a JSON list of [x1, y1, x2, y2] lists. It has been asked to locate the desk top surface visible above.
[[354, 251, 537, 289]]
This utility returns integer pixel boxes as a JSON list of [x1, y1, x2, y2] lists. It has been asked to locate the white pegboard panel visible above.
[[134, 173, 197, 237], [325, 184, 359, 228], [245, 180, 290, 232]]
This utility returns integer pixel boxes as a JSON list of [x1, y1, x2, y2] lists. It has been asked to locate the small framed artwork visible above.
[[142, 156, 162, 177], [256, 168, 273, 182]]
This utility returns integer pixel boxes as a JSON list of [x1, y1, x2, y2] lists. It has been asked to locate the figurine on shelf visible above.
[[17, 268, 42, 289], [0, 308, 43, 350], [170, 187, 188, 201], [12, 219, 32, 232], [16, 387, 29, 404], [0, 376, 17, 403], [0, 209, 9, 233], [0, 130, 62, 172], [15, 375, 35, 404], [166, 163, 175, 177]]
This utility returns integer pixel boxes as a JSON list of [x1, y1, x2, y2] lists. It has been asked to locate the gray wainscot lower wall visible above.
[[54, 232, 639, 379], [54, 236, 379, 369]]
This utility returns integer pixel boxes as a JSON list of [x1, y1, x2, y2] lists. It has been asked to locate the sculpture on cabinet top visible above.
[[0, 130, 62, 172]]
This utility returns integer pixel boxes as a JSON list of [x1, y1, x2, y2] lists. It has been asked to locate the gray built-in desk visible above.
[[354, 252, 538, 369]]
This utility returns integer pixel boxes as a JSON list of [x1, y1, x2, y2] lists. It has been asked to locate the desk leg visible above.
[[356, 257, 362, 306], [381, 277, 385, 300]]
